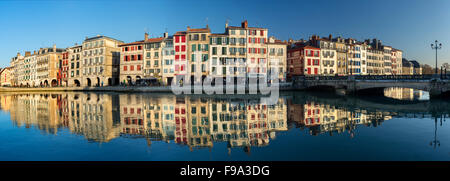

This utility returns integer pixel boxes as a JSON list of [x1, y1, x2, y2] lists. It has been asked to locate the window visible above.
[[212, 47, 217, 55], [123, 66, 127, 71]]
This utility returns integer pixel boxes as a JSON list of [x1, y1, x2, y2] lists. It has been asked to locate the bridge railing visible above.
[[293, 74, 448, 81]]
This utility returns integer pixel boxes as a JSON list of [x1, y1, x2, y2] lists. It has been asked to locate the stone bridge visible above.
[[292, 75, 450, 98]]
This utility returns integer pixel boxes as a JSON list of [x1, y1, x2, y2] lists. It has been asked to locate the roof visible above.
[[409, 60, 421, 68], [174, 31, 187, 36], [227, 26, 267, 30], [119, 37, 165, 47], [288, 45, 319, 52], [145, 37, 164, 43], [119, 41, 145, 47], [302, 45, 320, 49], [402, 58, 412, 67], [68, 45, 83, 49], [266, 40, 288, 45], [187, 27, 210, 33], [392, 48, 402, 52], [0, 67, 11, 75], [84, 35, 123, 43]]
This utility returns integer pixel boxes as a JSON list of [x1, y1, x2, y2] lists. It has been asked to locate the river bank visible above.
[[0, 83, 295, 93]]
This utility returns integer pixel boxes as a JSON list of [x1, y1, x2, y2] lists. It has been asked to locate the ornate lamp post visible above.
[[431, 40, 442, 75]]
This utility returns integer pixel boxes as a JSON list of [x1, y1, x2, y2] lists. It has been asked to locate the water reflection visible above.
[[288, 100, 391, 138], [384, 87, 429, 101], [0, 92, 448, 154]]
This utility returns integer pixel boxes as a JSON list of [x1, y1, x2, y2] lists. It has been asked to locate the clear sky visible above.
[[1, 0, 449, 68]]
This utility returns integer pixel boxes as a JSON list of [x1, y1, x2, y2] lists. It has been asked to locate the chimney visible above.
[[187, 26, 190, 31], [328, 34, 332, 40], [53, 44, 56, 52], [225, 20, 229, 29], [25, 51, 31, 56], [17, 52, 21, 57], [241, 20, 248, 28], [145, 33, 149, 41], [33, 50, 36, 55], [97, 34, 100, 37], [163, 32, 168, 38]]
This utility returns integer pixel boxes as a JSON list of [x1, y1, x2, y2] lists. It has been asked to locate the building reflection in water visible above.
[[384, 87, 429, 101], [287, 99, 392, 137], [0, 92, 404, 153]]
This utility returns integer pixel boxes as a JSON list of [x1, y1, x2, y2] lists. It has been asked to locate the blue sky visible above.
[[0, 0, 449, 68]]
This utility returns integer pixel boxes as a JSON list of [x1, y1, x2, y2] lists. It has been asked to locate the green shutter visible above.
[[192, 44, 196, 52], [205, 44, 209, 51]]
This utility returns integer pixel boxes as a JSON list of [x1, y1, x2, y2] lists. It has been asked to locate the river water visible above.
[[0, 88, 449, 161]]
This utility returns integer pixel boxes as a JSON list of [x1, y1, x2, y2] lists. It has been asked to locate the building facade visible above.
[[0, 67, 12, 86], [67, 45, 83, 87], [81, 35, 122, 87]]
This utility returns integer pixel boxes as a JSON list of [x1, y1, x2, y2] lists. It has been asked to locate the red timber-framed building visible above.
[[119, 40, 145, 85], [60, 50, 69, 86], [287, 43, 321, 78], [173, 31, 187, 84]]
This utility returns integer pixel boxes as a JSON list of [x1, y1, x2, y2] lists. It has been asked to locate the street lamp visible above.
[[431, 40, 442, 75]]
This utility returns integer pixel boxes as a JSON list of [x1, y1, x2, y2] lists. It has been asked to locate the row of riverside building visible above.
[[1, 20, 413, 87]]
